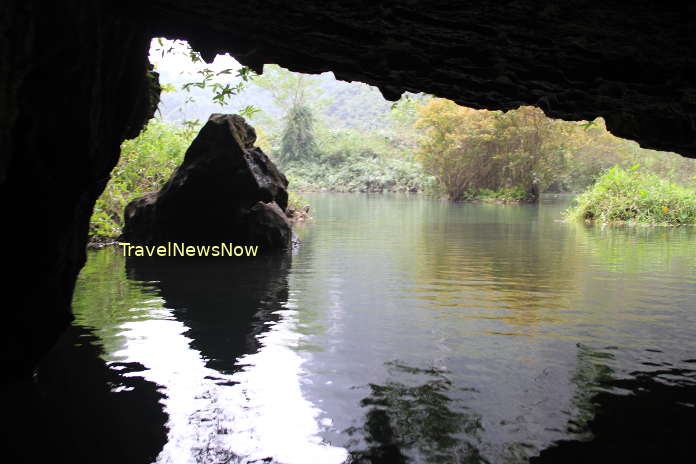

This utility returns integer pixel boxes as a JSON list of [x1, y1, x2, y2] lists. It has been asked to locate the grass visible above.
[[563, 166, 696, 225]]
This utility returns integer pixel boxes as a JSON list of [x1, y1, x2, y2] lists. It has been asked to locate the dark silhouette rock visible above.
[[121, 114, 291, 249], [0, 2, 160, 382], [244, 201, 293, 249]]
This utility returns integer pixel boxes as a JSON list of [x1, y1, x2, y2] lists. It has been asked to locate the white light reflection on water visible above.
[[111, 301, 347, 464]]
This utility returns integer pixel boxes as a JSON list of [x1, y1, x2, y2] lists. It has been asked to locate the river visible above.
[[34, 193, 696, 463]]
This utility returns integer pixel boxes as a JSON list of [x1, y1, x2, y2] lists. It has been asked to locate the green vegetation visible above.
[[477, 187, 530, 203], [279, 104, 318, 164], [247, 64, 431, 193], [151, 38, 259, 119], [283, 128, 433, 193], [564, 166, 696, 225], [90, 120, 195, 242], [287, 190, 309, 211], [252, 64, 323, 164], [414, 99, 696, 205], [416, 101, 570, 201]]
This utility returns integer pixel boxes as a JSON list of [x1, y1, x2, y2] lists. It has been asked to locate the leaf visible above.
[[239, 105, 262, 119], [236, 66, 256, 82]]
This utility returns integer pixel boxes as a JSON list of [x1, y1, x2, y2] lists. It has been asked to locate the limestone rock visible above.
[[121, 114, 291, 250]]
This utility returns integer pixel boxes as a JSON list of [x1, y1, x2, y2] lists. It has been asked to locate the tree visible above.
[[279, 104, 318, 164], [415, 99, 501, 200], [415, 99, 571, 201], [490, 106, 571, 200], [252, 64, 325, 163]]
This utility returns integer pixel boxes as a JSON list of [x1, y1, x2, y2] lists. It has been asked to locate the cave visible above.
[[1, 0, 694, 429]]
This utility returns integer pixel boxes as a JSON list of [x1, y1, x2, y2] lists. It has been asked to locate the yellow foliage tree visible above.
[[415, 99, 501, 200], [416, 99, 575, 201]]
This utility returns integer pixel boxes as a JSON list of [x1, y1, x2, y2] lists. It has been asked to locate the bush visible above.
[[89, 119, 195, 241], [564, 166, 696, 225]]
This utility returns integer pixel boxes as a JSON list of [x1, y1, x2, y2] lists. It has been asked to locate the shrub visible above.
[[564, 166, 696, 225]]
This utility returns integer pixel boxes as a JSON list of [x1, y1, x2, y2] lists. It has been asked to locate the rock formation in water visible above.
[[121, 114, 292, 250]]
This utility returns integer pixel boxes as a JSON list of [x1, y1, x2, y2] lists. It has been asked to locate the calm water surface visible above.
[[36, 194, 696, 463]]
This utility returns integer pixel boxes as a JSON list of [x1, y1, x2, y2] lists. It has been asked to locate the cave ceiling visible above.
[[143, 1, 695, 157]]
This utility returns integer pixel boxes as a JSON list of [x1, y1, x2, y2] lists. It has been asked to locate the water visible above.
[[23, 194, 696, 463]]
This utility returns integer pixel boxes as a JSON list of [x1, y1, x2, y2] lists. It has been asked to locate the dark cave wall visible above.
[[1, 0, 694, 380], [0, 1, 158, 381]]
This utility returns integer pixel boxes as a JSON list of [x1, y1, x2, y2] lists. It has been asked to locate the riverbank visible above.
[[292, 186, 568, 205]]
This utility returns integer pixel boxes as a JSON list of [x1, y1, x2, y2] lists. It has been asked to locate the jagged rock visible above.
[[121, 114, 291, 250]]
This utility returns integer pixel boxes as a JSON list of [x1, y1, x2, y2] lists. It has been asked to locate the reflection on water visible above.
[[15, 193, 696, 463], [533, 347, 696, 463], [345, 362, 486, 464], [289, 194, 696, 463], [37, 251, 345, 464], [120, 255, 345, 464]]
